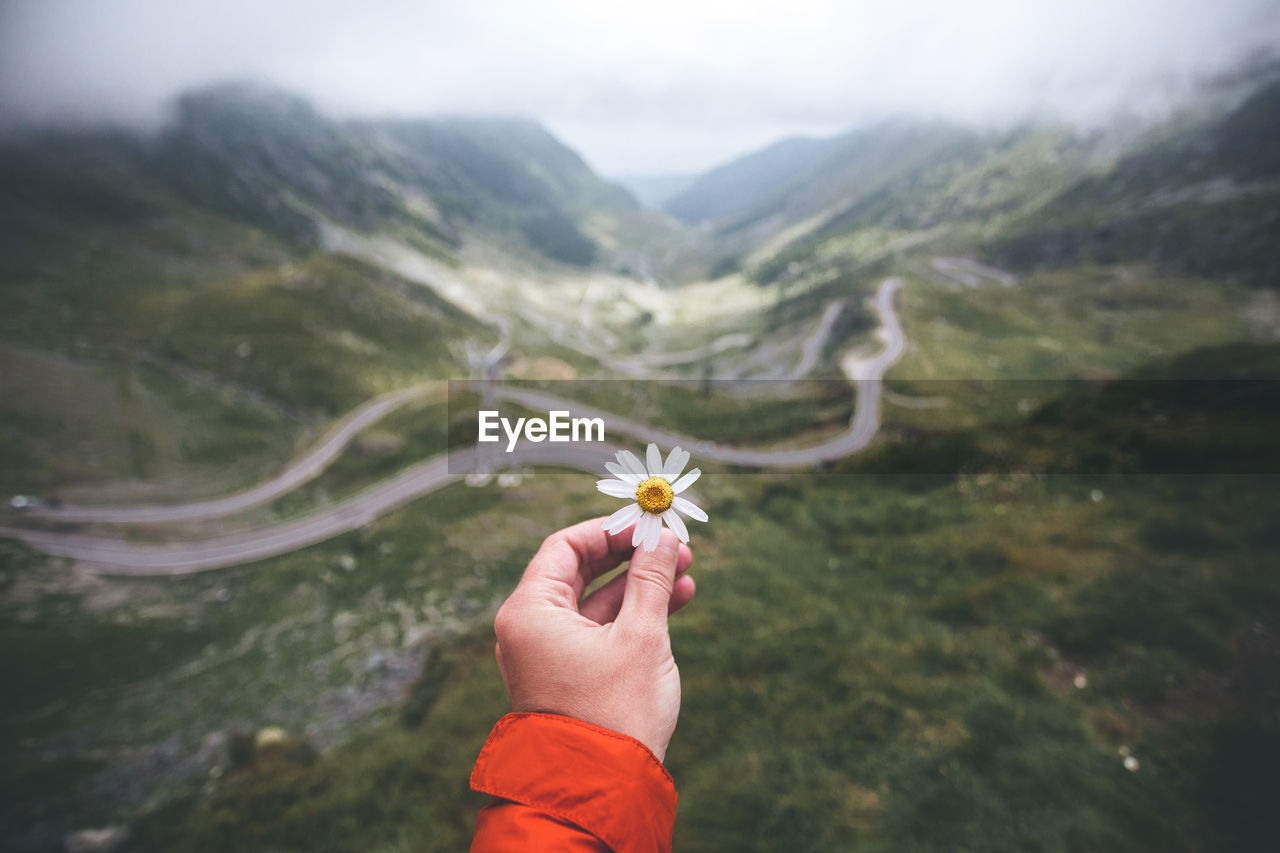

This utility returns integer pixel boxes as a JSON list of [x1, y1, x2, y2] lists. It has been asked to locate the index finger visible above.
[[516, 517, 642, 609]]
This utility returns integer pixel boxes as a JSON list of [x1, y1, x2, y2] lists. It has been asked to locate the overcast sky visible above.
[[1, 0, 1277, 175]]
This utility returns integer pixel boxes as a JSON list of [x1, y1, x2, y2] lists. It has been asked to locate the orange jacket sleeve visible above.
[[469, 712, 678, 853]]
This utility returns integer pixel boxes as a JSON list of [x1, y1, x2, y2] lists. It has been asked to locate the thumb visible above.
[[619, 529, 680, 628]]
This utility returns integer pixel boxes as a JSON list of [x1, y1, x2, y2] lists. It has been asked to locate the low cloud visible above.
[[1, 0, 1277, 173]]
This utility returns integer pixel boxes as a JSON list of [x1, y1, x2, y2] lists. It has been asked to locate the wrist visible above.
[[511, 705, 669, 762]]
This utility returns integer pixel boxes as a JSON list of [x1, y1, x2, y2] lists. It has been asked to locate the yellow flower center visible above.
[[635, 476, 674, 514]]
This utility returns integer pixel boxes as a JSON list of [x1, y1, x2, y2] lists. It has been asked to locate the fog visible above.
[[1, 0, 1277, 174]]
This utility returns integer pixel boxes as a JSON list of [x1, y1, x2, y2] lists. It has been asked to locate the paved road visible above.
[[602, 296, 840, 378], [789, 300, 844, 380], [2, 278, 905, 573], [1, 444, 618, 575], [28, 385, 436, 523], [620, 333, 754, 370], [491, 279, 903, 468], [840, 278, 906, 382], [930, 256, 1017, 288]]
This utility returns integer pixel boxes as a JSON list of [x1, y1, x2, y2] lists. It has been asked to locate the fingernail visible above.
[[656, 530, 679, 554]]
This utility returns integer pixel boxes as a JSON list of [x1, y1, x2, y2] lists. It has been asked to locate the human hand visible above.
[[492, 518, 696, 762]]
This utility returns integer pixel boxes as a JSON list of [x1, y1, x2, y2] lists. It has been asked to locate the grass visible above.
[[268, 393, 460, 516], [5, 237, 1273, 850], [0, 231, 492, 500], [498, 378, 856, 449], [0, 344, 297, 499], [1, 475, 583, 844], [0, 167, 496, 500], [4, 85, 1279, 850], [15, 343, 1264, 852], [154, 253, 488, 415], [983, 82, 1280, 288], [116, 474, 1280, 850], [878, 263, 1260, 440]]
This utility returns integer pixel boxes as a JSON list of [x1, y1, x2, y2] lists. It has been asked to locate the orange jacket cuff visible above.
[[470, 712, 678, 853]]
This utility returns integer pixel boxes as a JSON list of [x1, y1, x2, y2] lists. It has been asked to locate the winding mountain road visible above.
[[789, 300, 844, 380], [3, 445, 618, 575], [28, 385, 436, 524], [490, 280, 903, 468], [1, 278, 906, 574]]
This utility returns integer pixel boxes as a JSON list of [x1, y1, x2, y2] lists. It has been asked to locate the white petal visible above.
[[643, 515, 664, 552], [645, 443, 663, 477], [663, 446, 689, 480], [604, 503, 642, 534], [633, 512, 661, 548], [673, 496, 708, 522], [605, 461, 643, 486], [671, 467, 701, 494], [662, 508, 689, 543], [616, 450, 647, 478], [597, 479, 636, 499]]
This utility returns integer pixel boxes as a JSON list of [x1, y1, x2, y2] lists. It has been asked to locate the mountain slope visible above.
[[5, 72, 1280, 853], [155, 85, 435, 250], [664, 120, 1094, 284], [117, 343, 1280, 853], [612, 173, 695, 208], [359, 114, 642, 265], [0, 83, 665, 496], [984, 79, 1280, 286], [664, 136, 832, 223], [664, 71, 1279, 292], [0, 83, 647, 269]]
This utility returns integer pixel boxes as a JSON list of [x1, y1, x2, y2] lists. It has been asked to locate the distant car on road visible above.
[[8, 495, 56, 511]]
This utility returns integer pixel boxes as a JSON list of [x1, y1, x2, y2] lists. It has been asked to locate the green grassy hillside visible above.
[[0, 83, 655, 273], [0, 83, 665, 499], [985, 81, 1280, 287], [4, 71, 1280, 852], [667, 74, 1278, 295], [665, 121, 1096, 284], [107, 344, 1280, 853], [361, 114, 642, 266], [0, 240, 491, 498]]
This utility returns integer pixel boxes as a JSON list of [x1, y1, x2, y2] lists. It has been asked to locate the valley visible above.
[[2, 73, 1279, 852]]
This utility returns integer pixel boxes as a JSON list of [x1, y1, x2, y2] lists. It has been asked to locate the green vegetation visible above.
[[0, 344, 296, 497], [5, 72, 1280, 852], [268, 393, 466, 516], [0, 246, 487, 498], [156, 253, 485, 415], [985, 82, 1280, 287], [0, 479, 561, 843], [987, 192, 1280, 288], [503, 378, 855, 449], [103, 346, 1280, 852], [877, 263, 1260, 438], [766, 267, 880, 336]]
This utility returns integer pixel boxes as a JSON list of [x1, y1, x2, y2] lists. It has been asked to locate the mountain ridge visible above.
[[664, 135, 832, 223], [656, 70, 1280, 288], [1, 81, 647, 268]]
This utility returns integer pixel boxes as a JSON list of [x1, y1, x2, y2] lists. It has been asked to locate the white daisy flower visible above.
[[597, 443, 708, 552]]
